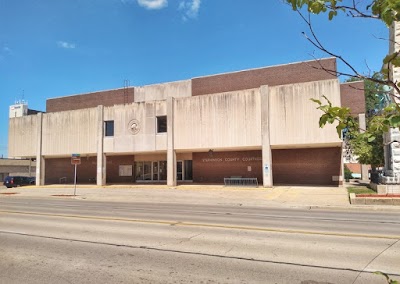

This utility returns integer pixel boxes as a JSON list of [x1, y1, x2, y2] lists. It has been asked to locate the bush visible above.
[[344, 165, 353, 181]]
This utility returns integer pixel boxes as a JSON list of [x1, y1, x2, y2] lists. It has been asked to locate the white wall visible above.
[[8, 115, 38, 158], [104, 101, 167, 153], [8, 79, 342, 159], [269, 79, 342, 148], [134, 80, 191, 102], [42, 108, 98, 156], [174, 89, 262, 151]]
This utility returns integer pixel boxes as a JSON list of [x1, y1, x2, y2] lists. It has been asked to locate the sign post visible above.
[[71, 154, 81, 196]]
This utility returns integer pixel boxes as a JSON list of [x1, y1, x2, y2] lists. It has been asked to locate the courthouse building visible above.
[[8, 58, 365, 187]]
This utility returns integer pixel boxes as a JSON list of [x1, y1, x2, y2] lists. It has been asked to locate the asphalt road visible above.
[[0, 197, 399, 284]]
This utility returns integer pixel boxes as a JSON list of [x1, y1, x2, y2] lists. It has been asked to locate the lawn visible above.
[[347, 186, 376, 195]]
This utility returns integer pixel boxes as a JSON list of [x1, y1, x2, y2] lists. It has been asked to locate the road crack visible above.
[[351, 238, 400, 284]]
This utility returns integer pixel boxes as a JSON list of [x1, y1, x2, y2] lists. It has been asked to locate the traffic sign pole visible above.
[[74, 164, 77, 196], [71, 154, 80, 196]]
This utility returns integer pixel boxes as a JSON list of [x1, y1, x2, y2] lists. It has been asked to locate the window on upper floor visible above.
[[104, 120, 114, 137], [157, 116, 167, 133]]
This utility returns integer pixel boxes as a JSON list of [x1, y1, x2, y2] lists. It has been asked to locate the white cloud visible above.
[[137, 0, 167, 10], [178, 0, 201, 20], [3, 46, 11, 53], [0, 45, 12, 60], [57, 41, 76, 49]]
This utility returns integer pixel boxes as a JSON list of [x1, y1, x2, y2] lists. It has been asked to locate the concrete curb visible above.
[[349, 192, 400, 206], [2, 185, 400, 212]]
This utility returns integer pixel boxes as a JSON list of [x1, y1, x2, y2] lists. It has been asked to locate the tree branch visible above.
[[296, 9, 400, 101]]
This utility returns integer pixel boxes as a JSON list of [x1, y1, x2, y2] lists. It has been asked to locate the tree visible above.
[[346, 73, 387, 118], [340, 76, 385, 169], [285, 0, 400, 140]]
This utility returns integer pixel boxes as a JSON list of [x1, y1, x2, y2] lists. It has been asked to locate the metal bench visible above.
[[224, 177, 258, 187]]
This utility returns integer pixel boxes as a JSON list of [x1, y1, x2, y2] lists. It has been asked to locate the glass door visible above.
[[143, 162, 152, 180], [135, 162, 143, 181], [152, 162, 159, 181], [159, 161, 167, 180], [177, 161, 183, 181]]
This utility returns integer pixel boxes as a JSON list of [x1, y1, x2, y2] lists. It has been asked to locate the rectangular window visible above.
[[156, 116, 167, 133], [104, 120, 114, 137]]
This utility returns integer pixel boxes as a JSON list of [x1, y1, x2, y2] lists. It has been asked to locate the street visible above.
[[0, 196, 399, 283]]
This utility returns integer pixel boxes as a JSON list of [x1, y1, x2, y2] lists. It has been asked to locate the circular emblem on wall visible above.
[[128, 119, 140, 135]]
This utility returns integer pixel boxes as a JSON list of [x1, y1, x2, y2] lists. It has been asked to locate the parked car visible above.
[[28, 176, 36, 185], [3, 176, 32, 188]]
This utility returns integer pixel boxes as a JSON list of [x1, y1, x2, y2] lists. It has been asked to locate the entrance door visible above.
[[152, 161, 158, 181], [143, 162, 152, 180], [177, 161, 183, 181]]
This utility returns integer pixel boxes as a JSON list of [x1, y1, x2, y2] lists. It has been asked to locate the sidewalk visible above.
[[0, 184, 356, 206], [1, 183, 400, 211]]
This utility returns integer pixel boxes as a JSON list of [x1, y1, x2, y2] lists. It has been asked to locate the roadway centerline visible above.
[[1, 209, 399, 240]]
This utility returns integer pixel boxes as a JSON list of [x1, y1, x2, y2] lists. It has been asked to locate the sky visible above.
[[0, 0, 389, 158]]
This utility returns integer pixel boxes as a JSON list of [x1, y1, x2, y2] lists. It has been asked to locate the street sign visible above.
[[71, 154, 81, 165], [71, 154, 81, 196]]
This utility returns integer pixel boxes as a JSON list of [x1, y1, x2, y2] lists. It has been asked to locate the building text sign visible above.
[[201, 157, 262, 163]]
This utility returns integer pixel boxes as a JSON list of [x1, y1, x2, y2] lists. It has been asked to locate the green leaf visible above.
[[328, 10, 337, 20], [319, 114, 329, 127], [383, 53, 398, 64], [374, 271, 390, 282], [310, 98, 322, 105], [390, 116, 400, 127]]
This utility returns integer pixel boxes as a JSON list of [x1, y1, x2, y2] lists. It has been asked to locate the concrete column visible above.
[[35, 113, 44, 185], [167, 97, 176, 186], [358, 113, 369, 181], [97, 105, 106, 186], [260, 85, 273, 187], [40, 157, 45, 185]]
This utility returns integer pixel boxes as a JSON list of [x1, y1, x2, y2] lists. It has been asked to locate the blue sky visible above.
[[0, 0, 389, 157]]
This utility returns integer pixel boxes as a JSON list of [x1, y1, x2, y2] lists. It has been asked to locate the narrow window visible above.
[[156, 116, 167, 133], [104, 120, 114, 137]]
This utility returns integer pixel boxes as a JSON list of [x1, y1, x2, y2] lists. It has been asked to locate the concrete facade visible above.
[[8, 58, 356, 187], [0, 158, 36, 182]]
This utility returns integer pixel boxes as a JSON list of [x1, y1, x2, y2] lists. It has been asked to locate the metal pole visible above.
[[74, 164, 77, 196]]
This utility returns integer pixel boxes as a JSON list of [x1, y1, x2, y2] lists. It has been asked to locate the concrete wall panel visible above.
[[269, 79, 342, 147], [174, 89, 262, 150], [42, 108, 98, 156], [8, 115, 39, 157], [103, 101, 167, 153], [135, 80, 191, 102]]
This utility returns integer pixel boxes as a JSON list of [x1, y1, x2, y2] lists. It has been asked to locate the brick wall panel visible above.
[[46, 88, 134, 112], [192, 58, 337, 96], [106, 156, 135, 184], [193, 151, 262, 184], [45, 157, 97, 185], [340, 81, 365, 116], [272, 148, 342, 185]]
